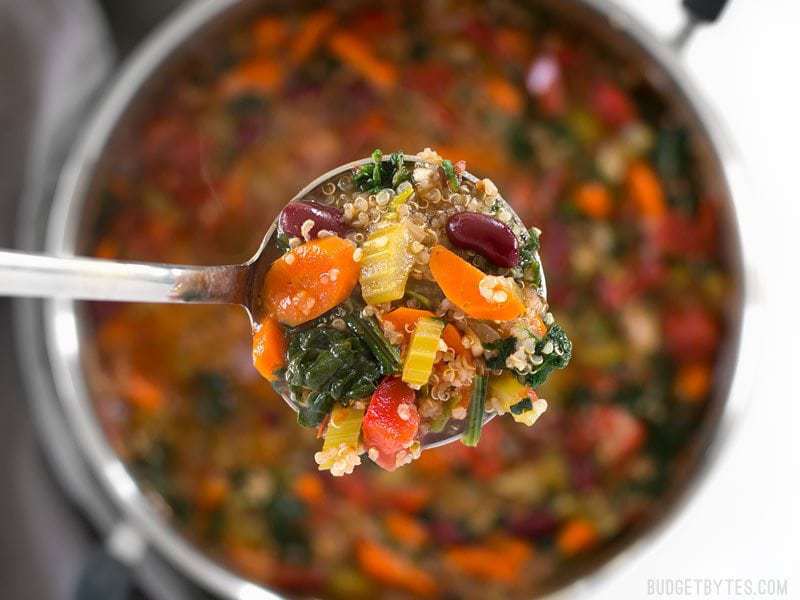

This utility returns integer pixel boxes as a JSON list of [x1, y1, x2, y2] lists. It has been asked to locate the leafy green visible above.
[[485, 324, 573, 389], [265, 487, 310, 562], [344, 311, 401, 375], [353, 148, 410, 193], [510, 396, 533, 415], [484, 337, 516, 371], [285, 323, 383, 427], [518, 227, 542, 286], [441, 159, 460, 192], [462, 375, 487, 447], [522, 324, 573, 388]]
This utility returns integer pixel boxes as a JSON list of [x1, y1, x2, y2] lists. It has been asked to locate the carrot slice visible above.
[[384, 511, 429, 549], [292, 473, 325, 506], [627, 161, 666, 219], [442, 323, 473, 363], [356, 539, 437, 597], [574, 181, 613, 219], [219, 58, 284, 98], [556, 518, 598, 556], [263, 236, 359, 326], [445, 536, 532, 583], [674, 362, 712, 402], [328, 32, 398, 91], [252, 316, 287, 382], [289, 10, 336, 64], [428, 245, 525, 321], [381, 307, 434, 340], [252, 16, 288, 54], [485, 76, 524, 115]]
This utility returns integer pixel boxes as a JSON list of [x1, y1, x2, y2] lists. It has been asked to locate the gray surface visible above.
[[0, 1, 182, 598]]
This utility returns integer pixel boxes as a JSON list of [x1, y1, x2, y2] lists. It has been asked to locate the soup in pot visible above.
[[88, 1, 733, 598]]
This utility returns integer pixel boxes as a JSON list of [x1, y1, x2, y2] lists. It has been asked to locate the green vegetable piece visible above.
[[484, 337, 516, 371], [523, 324, 573, 388], [462, 375, 488, 447], [344, 313, 401, 375], [441, 159, 460, 192]]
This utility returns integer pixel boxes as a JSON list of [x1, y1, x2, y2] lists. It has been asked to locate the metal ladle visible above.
[[0, 155, 545, 449]]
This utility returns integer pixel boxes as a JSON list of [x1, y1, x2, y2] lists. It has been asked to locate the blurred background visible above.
[[0, 0, 797, 598]]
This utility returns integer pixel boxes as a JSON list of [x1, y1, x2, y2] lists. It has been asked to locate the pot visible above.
[[15, 0, 761, 598]]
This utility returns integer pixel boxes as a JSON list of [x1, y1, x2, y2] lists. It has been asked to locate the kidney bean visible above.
[[278, 201, 347, 239], [445, 212, 519, 267]]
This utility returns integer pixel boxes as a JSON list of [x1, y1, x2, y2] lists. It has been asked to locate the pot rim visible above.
[[36, 0, 763, 598]]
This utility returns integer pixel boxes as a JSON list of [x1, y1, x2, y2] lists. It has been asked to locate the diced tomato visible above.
[[569, 405, 646, 466], [362, 378, 420, 471], [590, 80, 636, 128], [663, 305, 720, 362]]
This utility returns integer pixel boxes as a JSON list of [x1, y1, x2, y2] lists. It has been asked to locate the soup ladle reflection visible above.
[[0, 156, 546, 449]]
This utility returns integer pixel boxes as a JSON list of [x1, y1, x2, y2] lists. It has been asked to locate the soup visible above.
[[88, 1, 732, 597]]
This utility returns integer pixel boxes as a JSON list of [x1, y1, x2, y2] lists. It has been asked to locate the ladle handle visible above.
[[0, 250, 246, 304]]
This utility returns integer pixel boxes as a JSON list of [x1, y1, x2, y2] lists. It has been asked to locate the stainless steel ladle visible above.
[[0, 155, 546, 448]]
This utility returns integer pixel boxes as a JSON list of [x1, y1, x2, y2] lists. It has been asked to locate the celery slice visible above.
[[401, 317, 444, 387], [359, 223, 413, 304], [322, 406, 364, 452]]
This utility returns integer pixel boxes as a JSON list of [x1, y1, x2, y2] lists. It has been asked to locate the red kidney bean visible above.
[[445, 212, 519, 267], [279, 201, 347, 239]]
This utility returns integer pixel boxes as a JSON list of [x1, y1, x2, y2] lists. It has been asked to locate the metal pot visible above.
[[15, 0, 761, 598]]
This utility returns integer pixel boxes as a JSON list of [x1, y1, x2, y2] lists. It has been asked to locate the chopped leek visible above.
[[401, 317, 444, 387], [462, 375, 487, 446], [359, 223, 413, 304]]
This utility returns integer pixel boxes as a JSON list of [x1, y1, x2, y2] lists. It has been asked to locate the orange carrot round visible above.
[[384, 511, 429, 549], [263, 236, 359, 326], [574, 181, 613, 219], [356, 539, 437, 597], [252, 316, 286, 382], [428, 245, 525, 321], [627, 161, 666, 219], [556, 518, 599, 556]]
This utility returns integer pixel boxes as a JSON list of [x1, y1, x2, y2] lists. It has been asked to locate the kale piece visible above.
[[522, 324, 573, 388]]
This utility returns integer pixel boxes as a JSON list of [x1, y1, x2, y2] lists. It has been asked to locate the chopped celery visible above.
[[391, 181, 414, 209], [402, 317, 444, 387], [360, 223, 413, 304], [322, 406, 364, 452], [462, 375, 487, 446]]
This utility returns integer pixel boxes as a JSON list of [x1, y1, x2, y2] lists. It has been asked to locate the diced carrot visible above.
[[574, 181, 613, 219], [252, 16, 288, 54], [219, 58, 284, 98], [556, 518, 598, 556], [263, 236, 359, 326], [289, 10, 336, 64], [292, 472, 325, 506], [381, 307, 434, 341], [485, 76, 524, 115], [196, 473, 229, 509], [252, 316, 287, 382], [627, 161, 666, 219], [675, 362, 712, 402], [328, 32, 398, 92], [356, 539, 437, 597], [445, 536, 532, 584], [442, 323, 472, 363], [125, 372, 164, 413], [428, 245, 525, 321], [384, 511, 429, 549]]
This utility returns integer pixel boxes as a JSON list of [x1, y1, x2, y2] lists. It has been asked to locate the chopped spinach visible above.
[[285, 308, 396, 427], [522, 324, 573, 388], [484, 337, 517, 371], [518, 227, 542, 286], [265, 488, 310, 562]]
